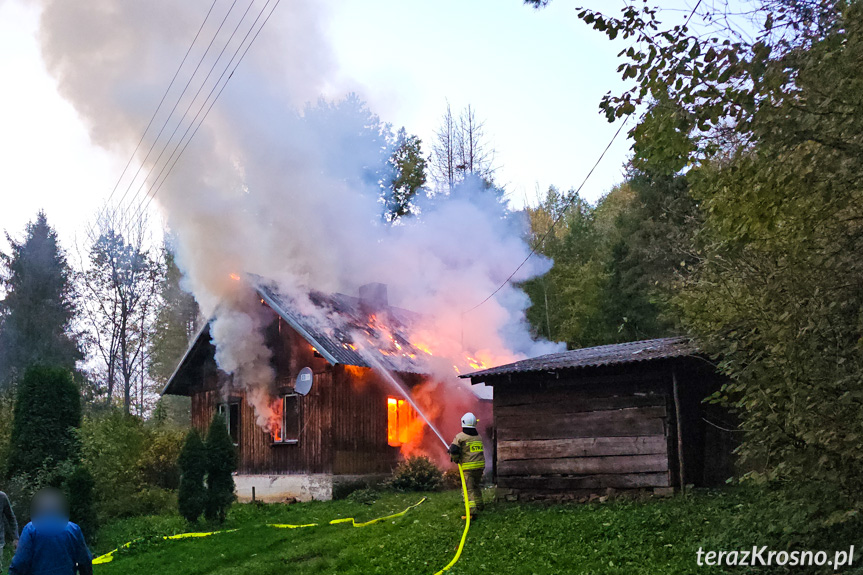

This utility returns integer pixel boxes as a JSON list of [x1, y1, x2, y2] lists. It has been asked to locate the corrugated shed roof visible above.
[[460, 337, 696, 381]]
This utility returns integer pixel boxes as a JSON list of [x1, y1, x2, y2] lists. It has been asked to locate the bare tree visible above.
[[430, 102, 496, 194], [79, 215, 161, 414]]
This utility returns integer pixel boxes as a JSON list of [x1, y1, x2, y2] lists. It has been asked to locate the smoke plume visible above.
[[29, 0, 563, 437]]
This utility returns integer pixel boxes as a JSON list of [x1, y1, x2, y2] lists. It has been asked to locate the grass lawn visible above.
[[88, 488, 768, 575]]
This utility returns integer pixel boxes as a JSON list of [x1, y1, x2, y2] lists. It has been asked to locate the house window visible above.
[[272, 394, 300, 444], [387, 396, 417, 447], [217, 402, 240, 445]]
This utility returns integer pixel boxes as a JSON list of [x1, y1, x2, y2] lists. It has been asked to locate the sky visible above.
[[0, 0, 698, 252]]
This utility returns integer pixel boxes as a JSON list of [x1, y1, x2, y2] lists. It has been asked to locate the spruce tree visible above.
[[6, 366, 82, 478], [0, 212, 81, 389], [177, 428, 208, 523], [204, 413, 236, 523]]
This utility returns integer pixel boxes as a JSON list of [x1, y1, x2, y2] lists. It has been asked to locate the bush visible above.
[[78, 410, 187, 521], [347, 487, 380, 505], [441, 467, 462, 490], [177, 429, 207, 523], [138, 427, 185, 490], [66, 465, 97, 541], [388, 456, 442, 492], [204, 414, 236, 523]]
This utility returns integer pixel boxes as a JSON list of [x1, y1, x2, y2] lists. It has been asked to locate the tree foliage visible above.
[[6, 366, 82, 478], [205, 413, 237, 523], [565, 0, 863, 516], [80, 223, 161, 414], [522, 181, 679, 347], [0, 212, 81, 389], [383, 128, 428, 222]]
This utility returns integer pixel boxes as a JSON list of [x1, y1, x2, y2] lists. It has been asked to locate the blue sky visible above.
[[0, 0, 698, 249]]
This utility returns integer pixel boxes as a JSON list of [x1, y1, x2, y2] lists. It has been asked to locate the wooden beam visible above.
[[499, 472, 670, 490], [497, 454, 669, 476], [498, 436, 667, 461], [672, 365, 686, 488]]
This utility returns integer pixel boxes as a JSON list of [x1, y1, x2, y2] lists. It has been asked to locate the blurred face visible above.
[[30, 488, 69, 521]]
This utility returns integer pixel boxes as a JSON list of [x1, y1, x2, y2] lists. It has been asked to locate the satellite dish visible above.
[[295, 367, 313, 396]]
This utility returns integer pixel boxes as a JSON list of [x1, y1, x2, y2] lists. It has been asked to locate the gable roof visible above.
[[163, 277, 428, 395], [460, 337, 696, 383]]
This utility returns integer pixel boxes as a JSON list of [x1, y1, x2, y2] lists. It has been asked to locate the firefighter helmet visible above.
[[461, 412, 478, 428]]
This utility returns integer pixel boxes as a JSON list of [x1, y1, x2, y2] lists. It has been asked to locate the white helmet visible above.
[[461, 412, 478, 428]]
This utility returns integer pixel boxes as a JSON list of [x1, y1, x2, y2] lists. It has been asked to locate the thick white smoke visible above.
[[29, 0, 563, 429]]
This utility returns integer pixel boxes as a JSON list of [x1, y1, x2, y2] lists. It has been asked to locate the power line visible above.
[[114, 0, 247, 236], [86, 0, 221, 240], [131, 0, 282, 223], [462, 0, 704, 315], [120, 0, 270, 232], [462, 116, 629, 315]]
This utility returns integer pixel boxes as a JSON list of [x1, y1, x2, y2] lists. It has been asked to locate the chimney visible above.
[[359, 283, 388, 314]]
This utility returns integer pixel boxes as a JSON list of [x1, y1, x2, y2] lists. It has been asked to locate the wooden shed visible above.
[[461, 338, 736, 500], [163, 279, 429, 502]]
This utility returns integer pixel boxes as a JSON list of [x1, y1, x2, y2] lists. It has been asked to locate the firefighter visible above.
[[448, 412, 485, 518]]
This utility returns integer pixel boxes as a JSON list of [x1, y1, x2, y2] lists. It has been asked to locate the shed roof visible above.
[[460, 337, 696, 382]]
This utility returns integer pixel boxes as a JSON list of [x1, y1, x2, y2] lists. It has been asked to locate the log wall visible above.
[[188, 310, 405, 476], [493, 376, 673, 497]]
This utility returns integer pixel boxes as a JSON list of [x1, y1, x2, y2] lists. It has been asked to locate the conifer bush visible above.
[[177, 429, 207, 523], [204, 414, 236, 523]]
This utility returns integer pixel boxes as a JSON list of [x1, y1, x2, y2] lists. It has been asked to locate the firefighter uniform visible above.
[[449, 430, 485, 516]]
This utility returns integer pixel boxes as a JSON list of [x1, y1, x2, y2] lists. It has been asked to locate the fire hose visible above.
[[91, 473, 470, 573]]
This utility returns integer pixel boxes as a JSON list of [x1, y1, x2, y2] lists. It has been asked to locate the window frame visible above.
[[271, 393, 300, 445], [217, 401, 241, 446]]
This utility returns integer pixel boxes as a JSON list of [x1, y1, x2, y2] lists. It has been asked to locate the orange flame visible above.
[[229, 273, 241, 281]]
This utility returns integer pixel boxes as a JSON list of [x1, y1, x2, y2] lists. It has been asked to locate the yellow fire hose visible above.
[[93, 465, 472, 573], [92, 497, 427, 565], [433, 463, 470, 575]]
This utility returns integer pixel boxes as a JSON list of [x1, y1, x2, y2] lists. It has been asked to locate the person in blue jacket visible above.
[[9, 488, 92, 575]]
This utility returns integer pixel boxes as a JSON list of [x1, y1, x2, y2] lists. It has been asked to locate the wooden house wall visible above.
[[188, 308, 409, 477], [492, 368, 674, 497], [330, 365, 402, 475]]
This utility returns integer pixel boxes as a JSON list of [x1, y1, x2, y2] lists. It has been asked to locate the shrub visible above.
[[347, 487, 380, 505], [388, 456, 442, 492], [333, 479, 371, 500], [441, 467, 462, 490], [66, 464, 97, 541], [7, 366, 81, 478], [204, 414, 236, 523], [177, 429, 207, 523], [138, 427, 185, 490]]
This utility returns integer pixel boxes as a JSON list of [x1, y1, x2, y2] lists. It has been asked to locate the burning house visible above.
[[163, 277, 470, 502], [461, 337, 736, 500]]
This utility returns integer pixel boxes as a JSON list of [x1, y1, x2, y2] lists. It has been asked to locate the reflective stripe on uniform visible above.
[[461, 461, 485, 470]]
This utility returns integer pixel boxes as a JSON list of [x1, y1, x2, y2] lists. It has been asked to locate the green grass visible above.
[[89, 488, 776, 575]]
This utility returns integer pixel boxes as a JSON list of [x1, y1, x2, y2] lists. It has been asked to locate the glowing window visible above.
[[272, 394, 300, 444], [387, 396, 417, 447]]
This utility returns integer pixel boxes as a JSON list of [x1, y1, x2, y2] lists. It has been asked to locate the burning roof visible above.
[[163, 275, 432, 396], [252, 276, 431, 374]]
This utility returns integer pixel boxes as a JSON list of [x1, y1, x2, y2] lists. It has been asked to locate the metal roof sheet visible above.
[[460, 337, 696, 380]]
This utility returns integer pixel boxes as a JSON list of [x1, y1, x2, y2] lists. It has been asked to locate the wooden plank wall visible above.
[[494, 380, 672, 496], [330, 365, 401, 475], [188, 310, 405, 477]]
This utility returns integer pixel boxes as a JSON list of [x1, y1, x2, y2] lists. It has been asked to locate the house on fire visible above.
[[461, 337, 736, 500], [163, 279, 432, 502]]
